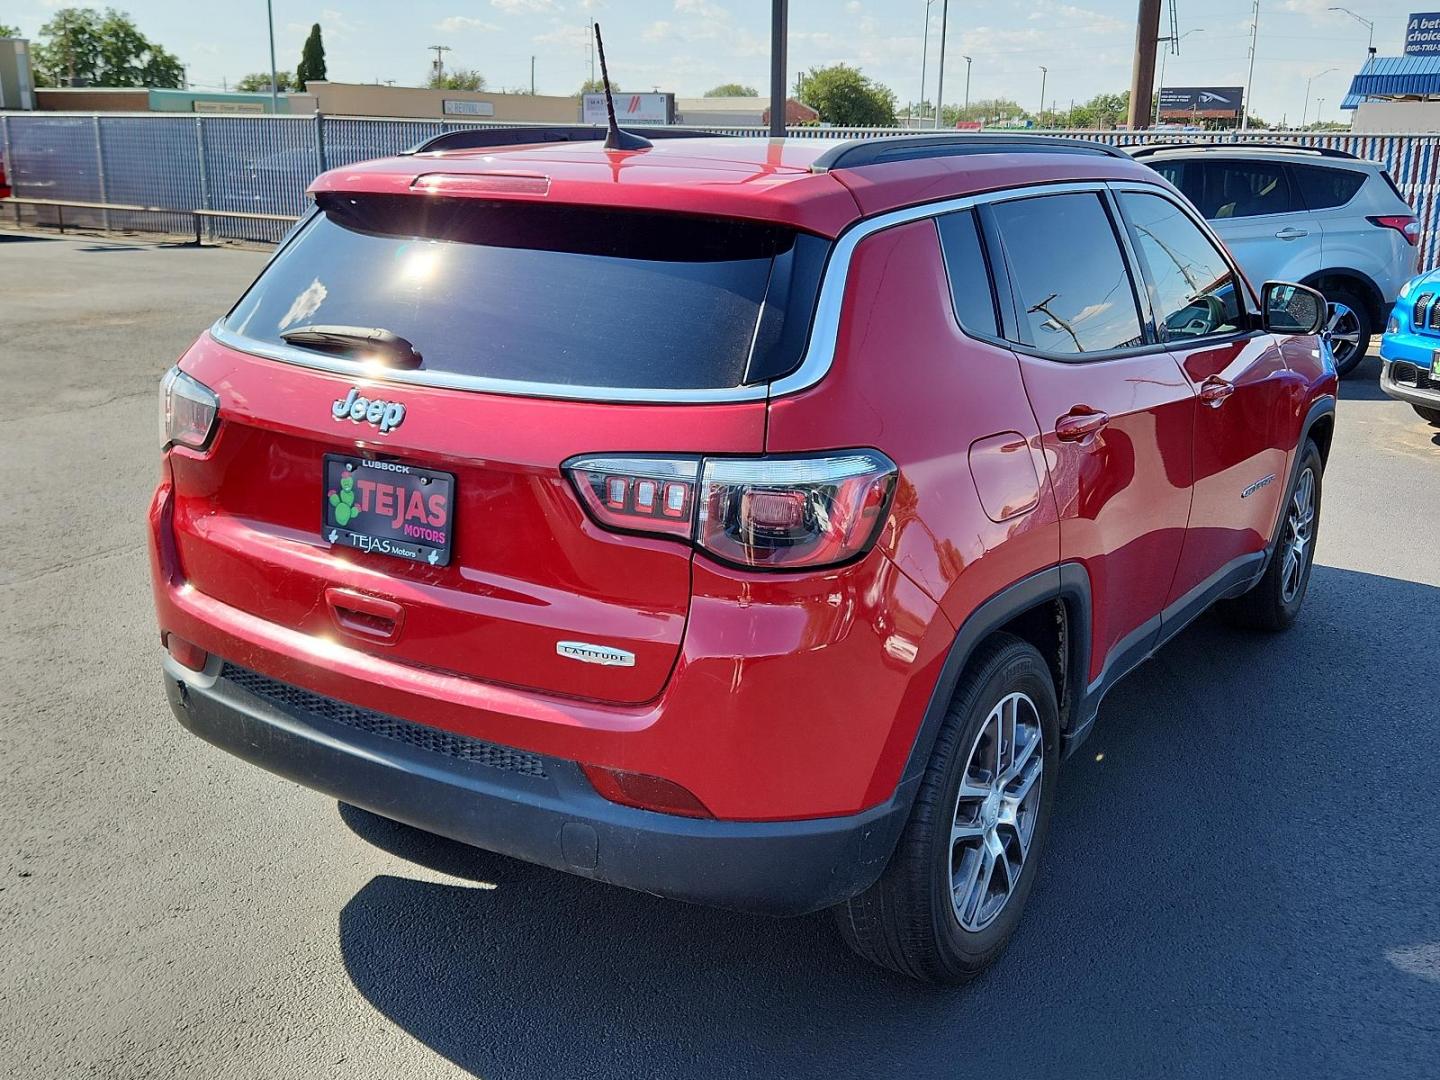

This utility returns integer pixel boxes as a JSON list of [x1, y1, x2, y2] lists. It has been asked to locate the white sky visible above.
[[3, 0, 1419, 124]]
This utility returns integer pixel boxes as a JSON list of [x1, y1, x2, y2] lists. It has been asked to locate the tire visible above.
[[1324, 288, 1371, 378], [1219, 440, 1323, 632], [1413, 404, 1440, 427], [834, 634, 1059, 985]]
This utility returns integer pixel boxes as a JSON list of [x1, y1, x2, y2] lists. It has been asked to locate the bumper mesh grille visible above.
[[1391, 361, 1435, 390], [220, 664, 547, 778]]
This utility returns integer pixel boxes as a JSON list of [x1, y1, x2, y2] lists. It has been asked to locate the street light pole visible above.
[[1302, 67, 1336, 127], [935, 0, 949, 129], [1328, 6, 1374, 53], [964, 55, 972, 113], [265, 0, 279, 113], [1038, 66, 1047, 125], [1242, 0, 1260, 131]]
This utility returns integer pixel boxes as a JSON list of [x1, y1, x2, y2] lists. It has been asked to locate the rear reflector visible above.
[[163, 631, 208, 672], [565, 450, 898, 571], [581, 765, 713, 818], [1369, 215, 1420, 246]]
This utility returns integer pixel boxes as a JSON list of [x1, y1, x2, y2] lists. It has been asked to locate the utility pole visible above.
[[919, 0, 934, 125], [769, 0, 788, 138], [935, 0, 949, 129], [1242, 0, 1260, 130], [1038, 66, 1047, 124], [530, 55, 536, 94], [266, 0, 279, 113], [588, 19, 596, 85], [1127, 0, 1162, 130], [428, 44, 451, 86], [964, 55, 972, 113]]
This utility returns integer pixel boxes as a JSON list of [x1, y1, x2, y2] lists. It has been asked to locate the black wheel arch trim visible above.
[[1300, 268, 1385, 324]]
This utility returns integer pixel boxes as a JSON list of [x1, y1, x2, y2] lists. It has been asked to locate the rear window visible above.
[[1292, 164, 1366, 210], [225, 195, 824, 391]]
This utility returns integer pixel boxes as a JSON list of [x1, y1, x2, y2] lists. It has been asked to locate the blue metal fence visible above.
[[2, 112, 1439, 265]]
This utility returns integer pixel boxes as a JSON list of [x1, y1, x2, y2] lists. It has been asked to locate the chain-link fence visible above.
[[3, 112, 1439, 264]]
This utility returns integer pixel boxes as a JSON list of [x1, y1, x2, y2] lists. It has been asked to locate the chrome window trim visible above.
[[211, 178, 1155, 405]]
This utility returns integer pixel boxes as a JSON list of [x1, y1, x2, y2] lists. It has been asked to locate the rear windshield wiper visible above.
[[279, 325, 423, 369]]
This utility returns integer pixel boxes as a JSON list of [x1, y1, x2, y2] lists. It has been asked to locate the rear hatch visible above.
[[169, 193, 823, 704]]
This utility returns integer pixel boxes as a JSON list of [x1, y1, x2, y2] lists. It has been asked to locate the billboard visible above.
[[1157, 86, 1244, 120], [1405, 12, 1440, 55], [582, 92, 673, 126]]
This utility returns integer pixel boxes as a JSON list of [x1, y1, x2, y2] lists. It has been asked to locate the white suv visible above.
[[1131, 144, 1418, 376]]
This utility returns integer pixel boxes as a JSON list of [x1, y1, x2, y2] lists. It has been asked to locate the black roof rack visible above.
[[1127, 142, 1359, 161], [403, 124, 727, 155], [810, 133, 1132, 172]]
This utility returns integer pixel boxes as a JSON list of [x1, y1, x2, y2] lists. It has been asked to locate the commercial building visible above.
[[288, 82, 579, 122], [30, 86, 291, 113], [674, 96, 818, 127], [1343, 55, 1440, 132]]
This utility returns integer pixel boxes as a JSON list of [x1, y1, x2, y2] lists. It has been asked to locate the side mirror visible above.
[[1260, 281, 1328, 335]]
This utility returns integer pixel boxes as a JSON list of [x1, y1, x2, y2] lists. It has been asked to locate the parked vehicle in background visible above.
[[1379, 272, 1440, 426], [151, 131, 1336, 985], [1131, 144, 1419, 377]]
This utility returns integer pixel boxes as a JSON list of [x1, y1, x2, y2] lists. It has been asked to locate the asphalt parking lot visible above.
[[2, 232, 1438, 1079]]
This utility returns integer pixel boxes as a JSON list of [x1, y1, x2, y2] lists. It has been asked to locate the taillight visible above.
[[565, 450, 898, 571], [159, 367, 219, 450], [1369, 215, 1420, 246]]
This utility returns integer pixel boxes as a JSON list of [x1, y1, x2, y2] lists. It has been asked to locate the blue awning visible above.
[[1342, 54, 1440, 109]]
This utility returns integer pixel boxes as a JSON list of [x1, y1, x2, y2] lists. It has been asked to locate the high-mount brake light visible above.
[[564, 451, 898, 570], [159, 367, 219, 451], [1369, 215, 1420, 246]]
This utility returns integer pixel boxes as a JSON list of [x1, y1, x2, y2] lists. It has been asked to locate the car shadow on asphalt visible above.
[[336, 565, 1440, 1080], [1339, 354, 1389, 402]]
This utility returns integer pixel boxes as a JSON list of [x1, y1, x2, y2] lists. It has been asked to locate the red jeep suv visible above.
[[151, 131, 1335, 983]]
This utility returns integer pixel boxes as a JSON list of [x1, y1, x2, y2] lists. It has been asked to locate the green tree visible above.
[[32, 7, 182, 88], [296, 23, 326, 88], [578, 77, 616, 95], [937, 97, 1031, 127], [236, 70, 295, 93], [428, 67, 485, 91], [793, 64, 896, 126], [705, 83, 758, 97], [0, 24, 22, 38]]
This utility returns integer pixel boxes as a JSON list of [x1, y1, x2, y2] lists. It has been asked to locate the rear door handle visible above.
[[1198, 377, 1236, 408], [1055, 408, 1111, 442], [1274, 227, 1308, 240]]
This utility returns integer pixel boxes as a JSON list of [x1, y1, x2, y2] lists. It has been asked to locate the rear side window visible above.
[[226, 195, 822, 391], [1118, 192, 1242, 342], [1291, 164, 1366, 210], [989, 192, 1145, 356], [1189, 161, 1300, 220], [935, 210, 1000, 337]]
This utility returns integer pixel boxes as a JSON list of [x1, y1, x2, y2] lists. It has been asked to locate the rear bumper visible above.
[[163, 654, 913, 916]]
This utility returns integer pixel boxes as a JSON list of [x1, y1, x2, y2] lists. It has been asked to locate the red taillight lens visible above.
[[1369, 215, 1420, 246], [564, 450, 898, 571], [581, 765, 713, 818], [566, 456, 700, 539]]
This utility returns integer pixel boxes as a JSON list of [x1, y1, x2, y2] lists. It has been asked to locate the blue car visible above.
[[1380, 272, 1440, 426]]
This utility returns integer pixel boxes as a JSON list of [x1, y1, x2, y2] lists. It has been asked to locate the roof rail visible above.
[[1127, 142, 1359, 161], [403, 124, 726, 155], [810, 133, 1132, 172]]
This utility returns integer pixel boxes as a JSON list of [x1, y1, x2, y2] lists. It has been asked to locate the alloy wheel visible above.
[[1325, 303, 1362, 369], [949, 691, 1044, 932], [1281, 467, 1317, 604]]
